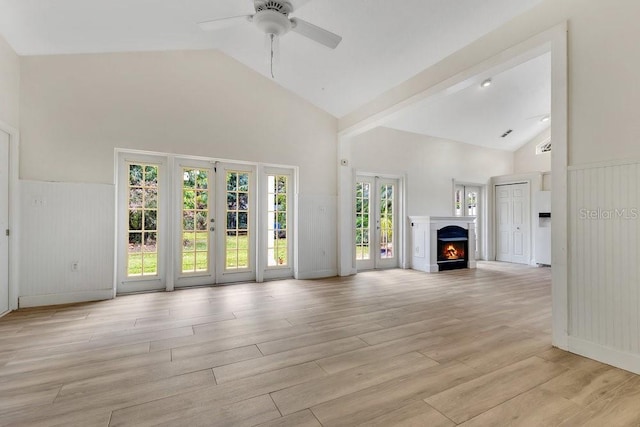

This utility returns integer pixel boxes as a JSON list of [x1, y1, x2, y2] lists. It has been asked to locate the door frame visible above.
[[490, 173, 543, 265], [0, 120, 19, 313], [353, 171, 407, 272]]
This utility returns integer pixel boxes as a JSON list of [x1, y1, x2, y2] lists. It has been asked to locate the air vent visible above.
[[255, 1, 291, 15], [501, 129, 513, 138]]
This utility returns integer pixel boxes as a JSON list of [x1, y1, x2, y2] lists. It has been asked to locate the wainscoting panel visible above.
[[19, 181, 115, 307], [297, 195, 337, 279], [569, 161, 640, 360]]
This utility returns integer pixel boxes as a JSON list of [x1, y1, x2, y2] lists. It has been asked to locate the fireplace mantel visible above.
[[409, 216, 477, 273]]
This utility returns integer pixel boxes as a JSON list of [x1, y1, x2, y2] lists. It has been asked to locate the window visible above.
[[127, 163, 159, 276], [226, 171, 250, 270], [181, 168, 209, 273], [267, 175, 288, 267], [536, 137, 552, 154], [355, 182, 371, 260], [379, 183, 394, 259]]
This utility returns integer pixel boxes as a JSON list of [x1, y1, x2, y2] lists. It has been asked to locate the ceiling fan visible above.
[[199, 0, 342, 49]]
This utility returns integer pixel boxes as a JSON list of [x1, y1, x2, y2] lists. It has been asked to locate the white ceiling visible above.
[[0, 0, 544, 118], [384, 52, 551, 152]]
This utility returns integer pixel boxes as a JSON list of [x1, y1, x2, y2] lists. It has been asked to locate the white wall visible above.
[[514, 127, 551, 174], [19, 181, 114, 307], [351, 127, 513, 217], [569, 161, 640, 372], [20, 50, 337, 194], [0, 34, 19, 127], [18, 50, 339, 303]]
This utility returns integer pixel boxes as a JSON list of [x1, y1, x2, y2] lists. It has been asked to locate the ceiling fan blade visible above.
[[198, 15, 253, 32], [290, 18, 342, 49]]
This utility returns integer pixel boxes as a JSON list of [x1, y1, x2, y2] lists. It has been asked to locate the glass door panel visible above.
[[263, 168, 294, 280], [267, 175, 288, 267], [355, 177, 374, 271], [175, 161, 214, 288], [376, 178, 398, 269], [217, 163, 256, 284]]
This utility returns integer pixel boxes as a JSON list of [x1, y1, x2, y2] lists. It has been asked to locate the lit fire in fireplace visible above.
[[442, 243, 465, 260]]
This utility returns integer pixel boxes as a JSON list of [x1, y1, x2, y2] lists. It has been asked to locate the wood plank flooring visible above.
[[1, 262, 639, 426]]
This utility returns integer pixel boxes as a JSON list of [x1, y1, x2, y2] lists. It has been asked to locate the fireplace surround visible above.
[[409, 216, 476, 273]]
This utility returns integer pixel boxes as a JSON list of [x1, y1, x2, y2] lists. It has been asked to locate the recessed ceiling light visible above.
[[540, 115, 550, 123], [481, 78, 492, 88]]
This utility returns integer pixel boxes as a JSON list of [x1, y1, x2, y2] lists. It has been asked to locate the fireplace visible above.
[[409, 216, 476, 273], [437, 225, 468, 271]]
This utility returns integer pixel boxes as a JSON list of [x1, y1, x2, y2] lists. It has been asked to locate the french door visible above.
[[495, 182, 530, 264], [216, 163, 256, 284], [0, 130, 9, 314], [355, 176, 399, 271], [118, 155, 168, 293], [118, 155, 261, 293], [173, 161, 215, 288]]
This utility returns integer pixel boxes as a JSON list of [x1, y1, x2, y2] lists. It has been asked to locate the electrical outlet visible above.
[[71, 261, 80, 272]]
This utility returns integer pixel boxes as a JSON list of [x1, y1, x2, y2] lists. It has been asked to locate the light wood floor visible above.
[[1, 262, 639, 426]]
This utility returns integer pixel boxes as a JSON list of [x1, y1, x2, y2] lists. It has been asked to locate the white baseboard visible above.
[[19, 289, 114, 308], [296, 269, 338, 280], [568, 336, 640, 375]]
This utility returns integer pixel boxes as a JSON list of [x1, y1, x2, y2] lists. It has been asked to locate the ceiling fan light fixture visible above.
[[253, 9, 292, 36]]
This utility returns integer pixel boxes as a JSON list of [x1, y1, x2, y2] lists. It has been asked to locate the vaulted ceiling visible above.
[[0, 0, 544, 121]]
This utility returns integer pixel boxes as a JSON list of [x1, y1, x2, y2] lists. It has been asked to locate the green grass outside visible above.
[[355, 245, 371, 260], [128, 233, 288, 276]]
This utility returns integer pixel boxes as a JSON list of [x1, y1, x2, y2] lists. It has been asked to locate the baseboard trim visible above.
[[19, 290, 114, 308], [568, 336, 640, 375], [296, 269, 338, 280]]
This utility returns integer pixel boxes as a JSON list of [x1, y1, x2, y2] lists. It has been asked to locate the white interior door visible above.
[[216, 163, 257, 284], [174, 161, 215, 288], [0, 130, 9, 314], [496, 183, 530, 264], [355, 176, 399, 271]]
